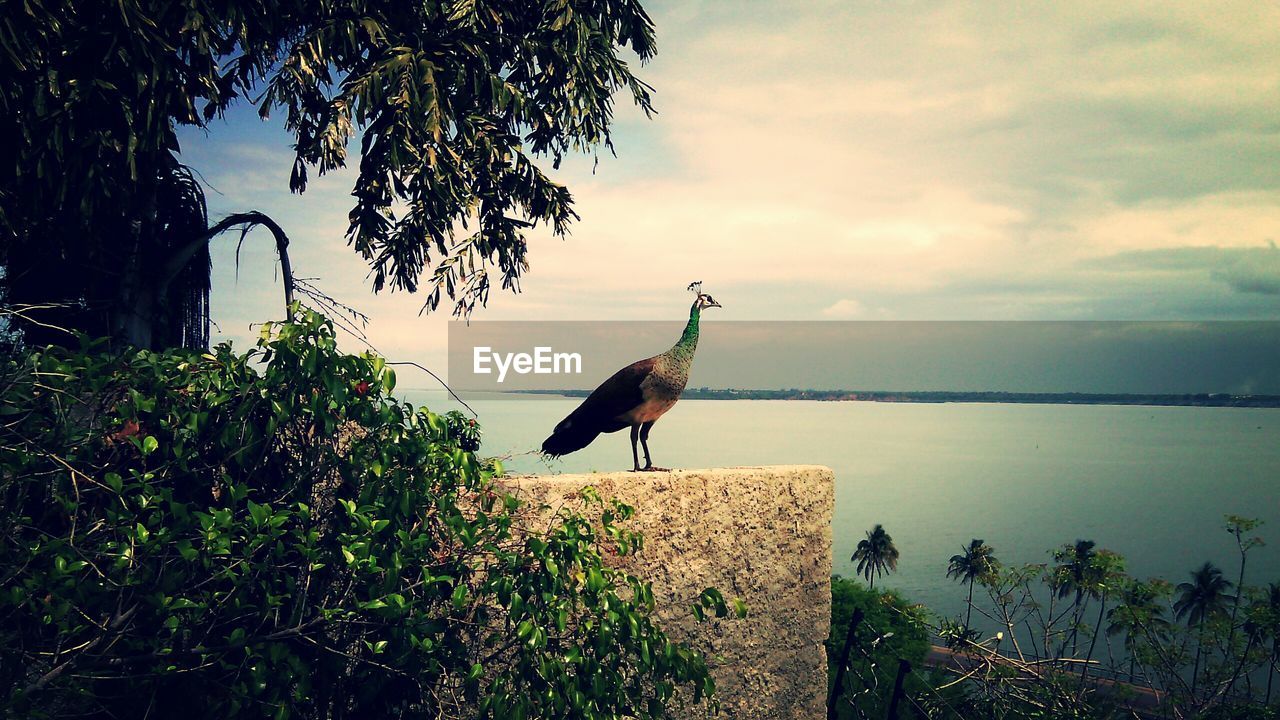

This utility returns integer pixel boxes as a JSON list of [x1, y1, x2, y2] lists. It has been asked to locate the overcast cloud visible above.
[[179, 0, 1280, 380]]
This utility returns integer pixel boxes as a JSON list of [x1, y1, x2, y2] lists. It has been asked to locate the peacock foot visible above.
[[639, 465, 670, 472]]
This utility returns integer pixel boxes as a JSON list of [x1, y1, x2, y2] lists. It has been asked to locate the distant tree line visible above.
[[519, 388, 1280, 407], [681, 389, 1280, 408]]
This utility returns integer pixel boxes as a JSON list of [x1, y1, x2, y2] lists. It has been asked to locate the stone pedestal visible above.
[[503, 466, 834, 720]]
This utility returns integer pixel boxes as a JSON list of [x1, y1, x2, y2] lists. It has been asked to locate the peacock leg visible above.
[[630, 424, 642, 472], [639, 421, 667, 471]]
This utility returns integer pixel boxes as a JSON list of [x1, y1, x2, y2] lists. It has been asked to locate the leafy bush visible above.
[[827, 576, 931, 719], [0, 309, 717, 719]]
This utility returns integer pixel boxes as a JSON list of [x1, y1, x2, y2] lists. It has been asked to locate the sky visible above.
[[177, 0, 1280, 382]]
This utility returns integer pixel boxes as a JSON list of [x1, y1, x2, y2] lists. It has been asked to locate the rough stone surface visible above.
[[502, 466, 834, 720]]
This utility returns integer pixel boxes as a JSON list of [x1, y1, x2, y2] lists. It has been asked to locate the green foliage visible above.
[[1225, 515, 1265, 552], [850, 524, 899, 590], [1051, 539, 1100, 602], [947, 538, 1000, 629], [1201, 705, 1279, 720], [832, 524, 1279, 719], [947, 539, 999, 587], [0, 308, 716, 719], [2, 0, 657, 345], [940, 535, 1278, 718], [1105, 577, 1174, 671], [1175, 562, 1236, 627], [826, 576, 930, 719]]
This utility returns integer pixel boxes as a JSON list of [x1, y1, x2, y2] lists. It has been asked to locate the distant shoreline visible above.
[[508, 388, 1280, 408]]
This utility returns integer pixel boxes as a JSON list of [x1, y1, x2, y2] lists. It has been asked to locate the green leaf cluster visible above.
[[0, 308, 715, 719], [2, 0, 658, 346], [826, 576, 931, 719]]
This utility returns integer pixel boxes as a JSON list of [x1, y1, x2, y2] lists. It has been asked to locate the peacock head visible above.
[[687, 281, 723, 310]]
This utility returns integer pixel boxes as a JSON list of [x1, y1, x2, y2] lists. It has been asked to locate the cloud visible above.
[[821, 299, 866, 318], [1213, 249, 1280, 295], [179, 0, 1280, 359], [523, 0, 1280, 319], [1083, 244, 1280, 296]]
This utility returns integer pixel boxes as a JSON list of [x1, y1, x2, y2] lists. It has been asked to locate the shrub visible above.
[[827, 576, 931, 719], [0, 309, 716, 719]]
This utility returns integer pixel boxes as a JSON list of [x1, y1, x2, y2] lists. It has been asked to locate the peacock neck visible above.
[[670, 302, 700, 359]]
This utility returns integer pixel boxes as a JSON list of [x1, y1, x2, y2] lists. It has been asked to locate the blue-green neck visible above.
[[673, 302, 700, 354]]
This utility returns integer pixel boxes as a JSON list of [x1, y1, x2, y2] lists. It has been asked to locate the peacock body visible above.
[[541, 283, 721, 471]]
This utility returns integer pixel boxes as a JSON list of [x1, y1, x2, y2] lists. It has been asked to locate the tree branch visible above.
[[24, 604, 138, 695], [160, 211, 295, 312]]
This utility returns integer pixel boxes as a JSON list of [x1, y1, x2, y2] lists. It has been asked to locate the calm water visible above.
[[403, 391, 1280, 623]]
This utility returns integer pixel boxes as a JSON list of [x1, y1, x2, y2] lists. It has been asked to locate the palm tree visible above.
[[1052, 539, 1099, 656], [853, 524, 899, 591], [831, 525, 899, 719], [1174, 561, 1235, 695], [948, 539, 999, 629]]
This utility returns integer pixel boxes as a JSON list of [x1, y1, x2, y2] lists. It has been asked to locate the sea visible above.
[[400, 391, 1280, 627]]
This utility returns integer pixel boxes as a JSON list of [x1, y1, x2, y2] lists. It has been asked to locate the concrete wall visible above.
[[502, 466, 834, 720]]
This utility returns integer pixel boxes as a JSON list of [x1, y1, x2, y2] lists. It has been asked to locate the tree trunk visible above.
[[116, 267, 157, 349], [1228, 552, 1246, 653], [1266, 650, 1275, 705], [1191, 620, 1204, 697], [965, 578, 974, 629], [1220, 634, 1256, 703], [1068, 591, 1086, 657], [113, 166, 160, 348], [1104, 621, 1118, 678], [1225, 550, 1249, 702], [885, 659, 910, 720], [828, 608, 865, 720], [1080, 597, 1106, 682]]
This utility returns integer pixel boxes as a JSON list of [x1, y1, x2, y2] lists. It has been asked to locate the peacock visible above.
[[541, 282, 722, 471]]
